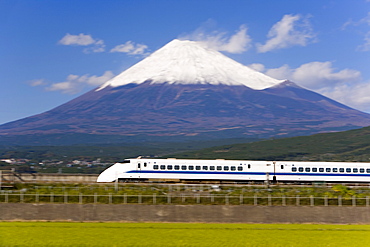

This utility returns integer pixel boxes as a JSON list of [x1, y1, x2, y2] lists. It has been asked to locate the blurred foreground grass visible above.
[[1, 222, 370, 247]]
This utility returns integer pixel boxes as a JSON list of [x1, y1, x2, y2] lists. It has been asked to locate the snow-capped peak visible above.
[[98, 39, 285, 90]]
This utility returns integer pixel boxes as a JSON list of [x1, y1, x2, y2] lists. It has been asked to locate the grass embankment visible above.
[[2, 183, 369, 205], [1, 222, 370, 247], [9, 183, 370, 197]]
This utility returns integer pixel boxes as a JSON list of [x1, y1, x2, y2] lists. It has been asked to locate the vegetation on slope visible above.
[[0, 138, 254, 162], [2, 125, 370, 175], [168, 126, 370, 161]]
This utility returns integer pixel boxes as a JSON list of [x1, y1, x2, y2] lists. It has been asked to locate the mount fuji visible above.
[[1, 39, 370, 145]]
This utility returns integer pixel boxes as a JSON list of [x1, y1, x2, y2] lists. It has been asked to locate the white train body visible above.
[[97, 158, 370, 183]]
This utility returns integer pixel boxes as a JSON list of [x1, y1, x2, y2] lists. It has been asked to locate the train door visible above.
[[265, 162, 275, 183], [137, 162, 141, 179], [272, 162, 277, 183]]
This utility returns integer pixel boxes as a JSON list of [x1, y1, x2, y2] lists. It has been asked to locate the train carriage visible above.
[[97, 158, 370, 183]]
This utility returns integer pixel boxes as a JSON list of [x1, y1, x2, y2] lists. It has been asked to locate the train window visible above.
[[196, 166, 201, 170], [339, 168, 344, 172], [312, 168, 317, 172], [217, 166, 222, 171], [138, 163, 141, 169], [189, 166, 194, 170], [346, 168, 351, 173], [238, 166, 243, 171], [305, 167, 310, 172], [360, 168, 365, 173], [224, 166, 229, 171], [292, 167, 297, 172], [174, 165, 180, 170], [367, 169, 370, 173], [326, 168, 331, 172], [167, 165, 173, 170], [160, 165, 165, 170], [153, 165, 159, 170], [231, 166, 236, 171], [353, 168, 358, 173], [298, 167, 304, 172], [181, 165, 187, 170], [210, 166, 215, 170], [333, 168, 338, 172], [248, 164, 251, 169], [144, 163, 147, 167], [281, 165, 284, 169], [202, 166, 208, 170], [319, 168, 324, 172]]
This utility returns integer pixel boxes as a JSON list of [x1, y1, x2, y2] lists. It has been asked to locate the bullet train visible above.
[[97, 158, 370, 183]]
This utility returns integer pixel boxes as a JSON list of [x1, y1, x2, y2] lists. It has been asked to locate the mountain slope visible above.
[[1, 82, 369, 137]]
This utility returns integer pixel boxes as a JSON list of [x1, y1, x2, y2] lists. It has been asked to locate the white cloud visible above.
[[358, 31, 370, 52], [342, 12, 370, 29], [319, 81, 370, 113], [361, 12, 370, 25], [85, 71, 115, 86], [110, 41, 149, 55], [42, 71, 115, 94], [252, 61, 370, 112], [29, 79, 47, 87], [180, 24, 252, 54], [342, 12, 370, 52], [356, 13, 370, 51], [58, 33, 105, 53], [248, 63, 266, 72], [257, 14, 316, 53], [264, 64, 292, 81], [47, 81, 76, 94], [58, 33, 96, 46], [263, 61, 361, 90], [111, 42, 134, 53]]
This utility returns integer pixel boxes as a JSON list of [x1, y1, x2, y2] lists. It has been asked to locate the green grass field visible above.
[[1, 222, 370, 247]]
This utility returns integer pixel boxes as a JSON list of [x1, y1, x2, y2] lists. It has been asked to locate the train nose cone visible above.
[[97, 166, 117, 182]]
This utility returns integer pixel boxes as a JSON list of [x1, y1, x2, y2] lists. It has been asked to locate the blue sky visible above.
[[1, 0, 370, 124]]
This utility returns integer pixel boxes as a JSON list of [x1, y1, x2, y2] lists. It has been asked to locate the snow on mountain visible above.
[[98, 39, 284, 90]]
